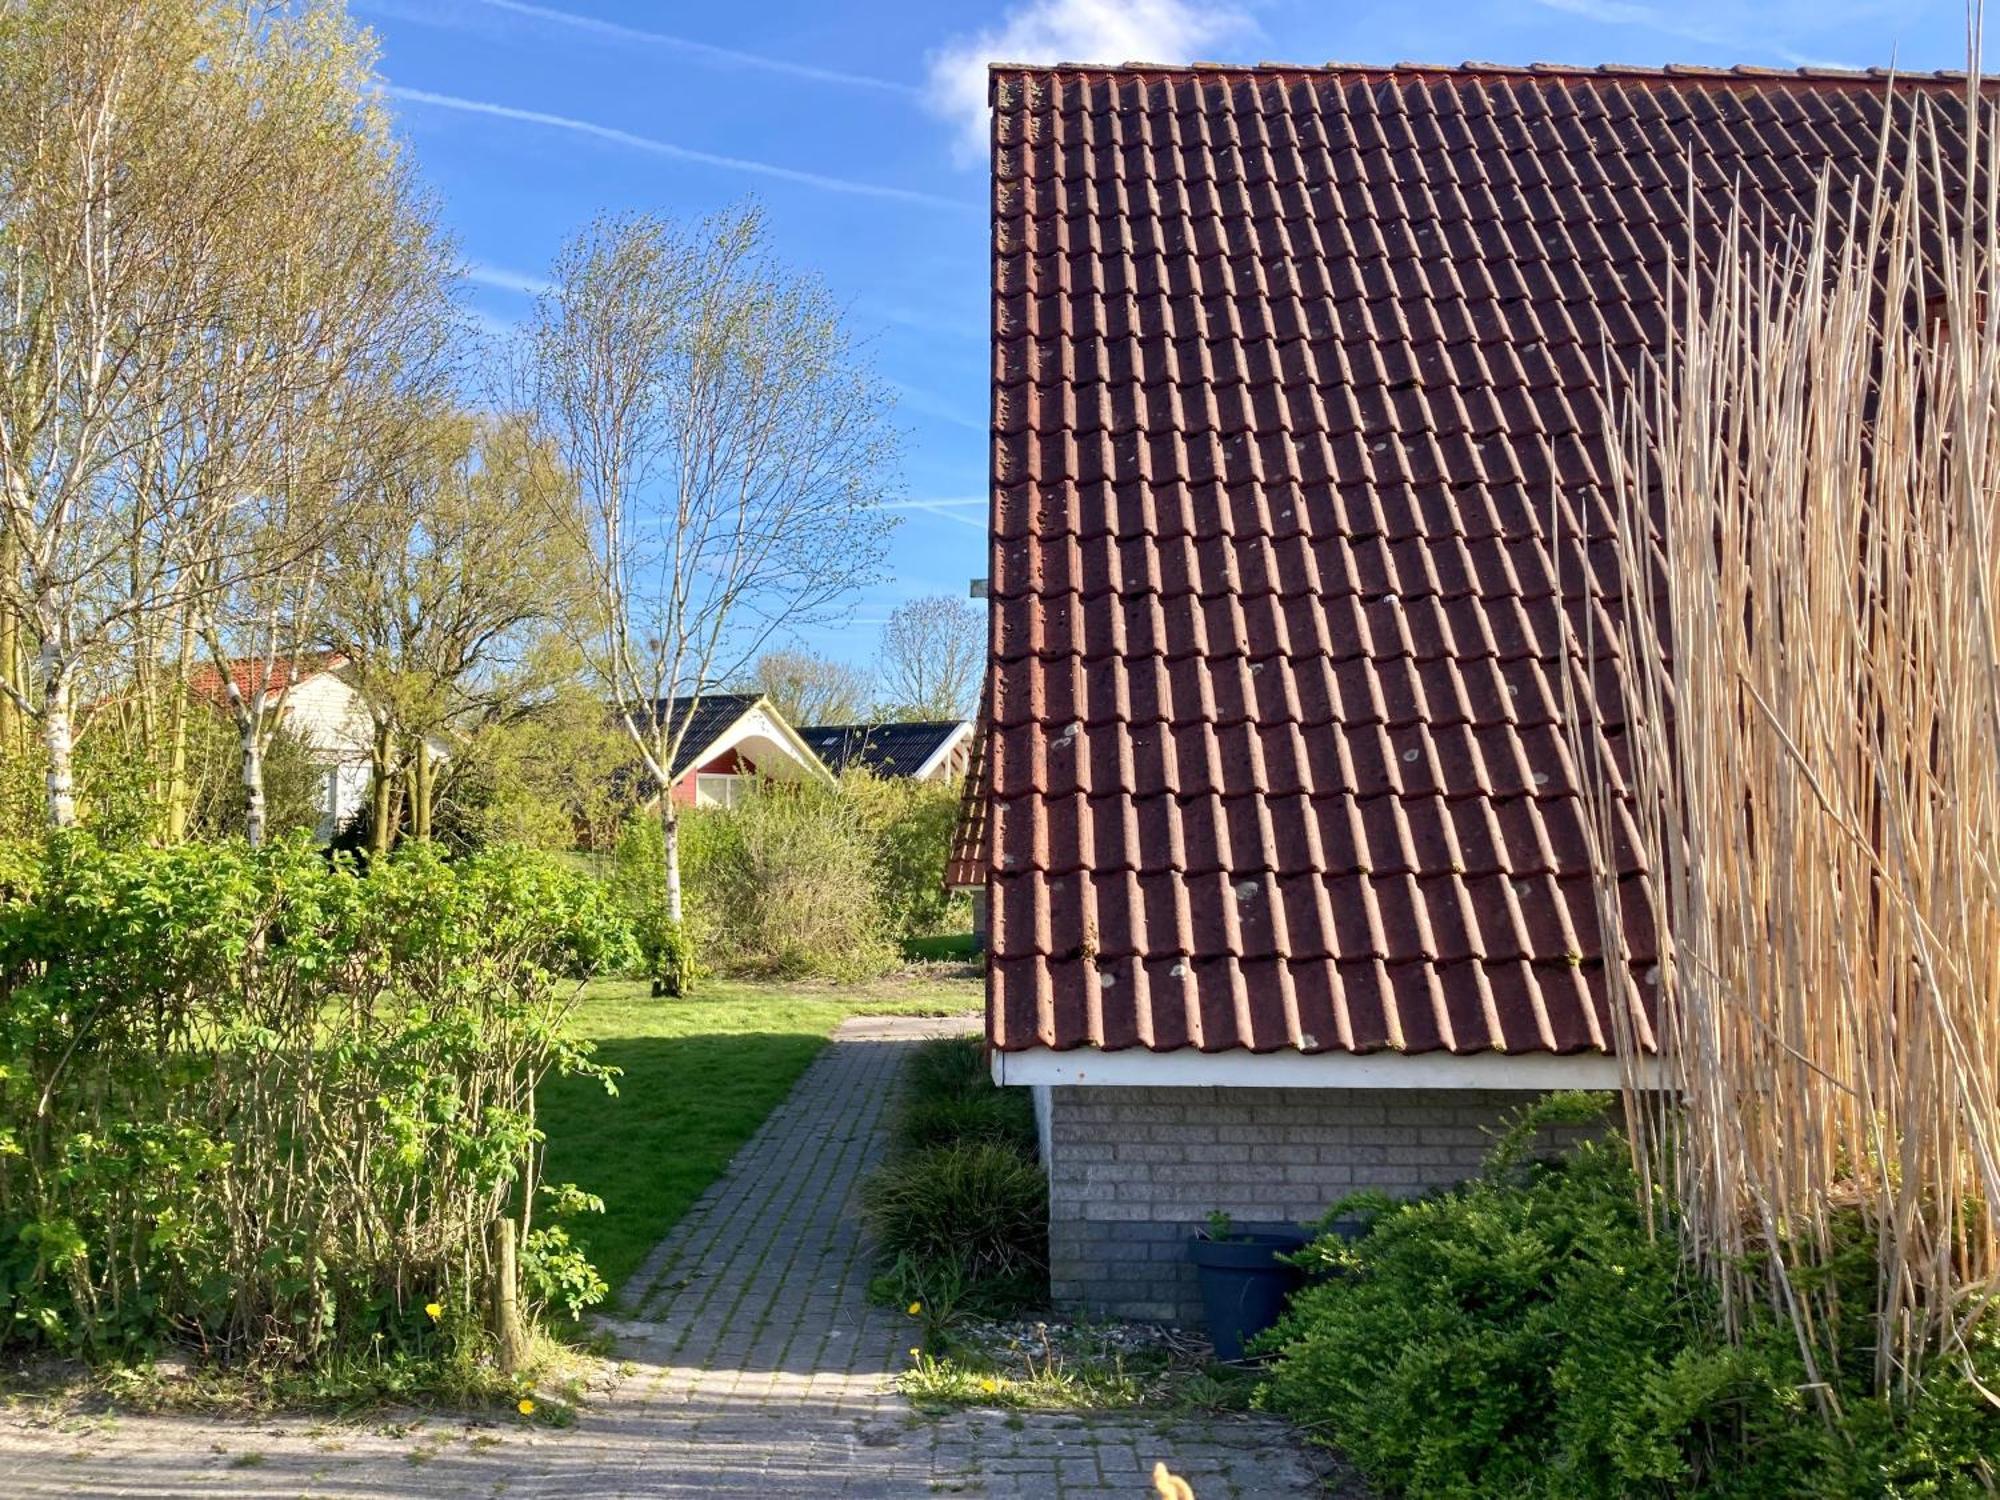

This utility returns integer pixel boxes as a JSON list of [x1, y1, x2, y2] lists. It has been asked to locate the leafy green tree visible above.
[[0, 0, 451, 832], [326, 411, 590, 850], [432, 679, 643, 855]]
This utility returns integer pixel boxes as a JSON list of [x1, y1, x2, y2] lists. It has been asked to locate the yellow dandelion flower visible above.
[[979, 1377, 999, 1394], [517, 1398, 536, 1416], [423, 1302, 443, 1322], [908, 1347, 921, 1359], [906, 1301, 924, 1316]]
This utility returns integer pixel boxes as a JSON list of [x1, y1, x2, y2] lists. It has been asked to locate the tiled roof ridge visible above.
[[987, 59, 1991, 88], [801, 718, 965, 733]]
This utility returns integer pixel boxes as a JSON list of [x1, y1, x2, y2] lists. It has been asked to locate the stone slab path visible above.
[[0, 1015, 1327, 1497]]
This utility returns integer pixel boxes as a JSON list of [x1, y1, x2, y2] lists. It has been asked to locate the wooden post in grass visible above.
[[492, 1218, 529, 1375]]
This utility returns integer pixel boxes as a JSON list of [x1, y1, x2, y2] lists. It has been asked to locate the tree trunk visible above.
[[370, 720, 396, 855], [241, 718, 267, 849], [660, 794, 683, 923], [0, 529, 19, 755], [490, 1217, 529, 1377], [163, 618, 196, 842], [410, 737, 432, 841], [39, 647, 75, 829]]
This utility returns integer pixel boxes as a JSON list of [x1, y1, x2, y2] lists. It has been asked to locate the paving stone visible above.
[[0, 1013, 1333, 1497]]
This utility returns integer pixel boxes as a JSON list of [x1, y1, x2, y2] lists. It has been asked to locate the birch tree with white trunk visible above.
[[527, 207, 900, 923], [0, 0, 452, 834]]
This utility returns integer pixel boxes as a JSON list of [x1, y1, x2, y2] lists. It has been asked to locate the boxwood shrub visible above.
[[1258, 1099, 2000, 1498]]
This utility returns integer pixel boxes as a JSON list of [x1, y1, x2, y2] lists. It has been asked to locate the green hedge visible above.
[[1258, 1099, 2000, 1498], [0, 834, 634, 1377]]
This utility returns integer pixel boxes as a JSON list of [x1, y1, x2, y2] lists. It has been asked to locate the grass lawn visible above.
[[537, 969, 980, 1308]]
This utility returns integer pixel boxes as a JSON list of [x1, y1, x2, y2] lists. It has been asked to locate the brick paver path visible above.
[[0, 1015, 1327, 1497]]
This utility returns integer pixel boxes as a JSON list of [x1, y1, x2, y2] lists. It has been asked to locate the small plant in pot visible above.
[[1186, 1211, 1310, 1362]]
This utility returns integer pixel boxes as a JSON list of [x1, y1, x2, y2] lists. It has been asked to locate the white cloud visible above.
[[473, 0, 918, 96], [467, 263, 549, 297], [1527, 0, 1915, 60], [926, 0, 1252, 164], [885, 377, 985, 432], [875, 497, 986, 510], [387, 86, 973, 209], [873, 496, 988, 529]]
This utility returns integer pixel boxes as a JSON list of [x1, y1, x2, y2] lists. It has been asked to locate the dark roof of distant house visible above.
[[977, 60, 1986, 1058], [636, 693, 767, 778], [798, 721, 968, 778]]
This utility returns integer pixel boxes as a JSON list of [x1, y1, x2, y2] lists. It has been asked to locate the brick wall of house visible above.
[[1044, 1084, 1592, 1324]]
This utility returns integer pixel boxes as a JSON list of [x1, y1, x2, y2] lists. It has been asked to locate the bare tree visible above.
[[0, 0, 450, 831], [750, 647, 873, 726], [877, 594, 984, 721], [528, 206, 900, 922]]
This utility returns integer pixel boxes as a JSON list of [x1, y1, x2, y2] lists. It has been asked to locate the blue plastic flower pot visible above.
[[1186, 1226, 1311, 1361]]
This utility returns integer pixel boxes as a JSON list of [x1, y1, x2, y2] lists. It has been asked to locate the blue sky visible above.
[[355, 0, 1980, 668]]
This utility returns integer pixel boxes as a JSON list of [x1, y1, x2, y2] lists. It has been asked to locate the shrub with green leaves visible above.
[[840, 771, 971, 939], [604, 768, 970, 989], [895, 1091, 1037, 1156], [0, 834, 634, 1375], [614, 781, 894, 981], [902, 1032, 992, 1098], [1258, 1100, 2000, 1499]]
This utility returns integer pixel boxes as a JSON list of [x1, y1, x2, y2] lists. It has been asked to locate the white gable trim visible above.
[[991, 1045, 1645, 1091], [678, 699, 833, 786], [910, 721, 975, 780]]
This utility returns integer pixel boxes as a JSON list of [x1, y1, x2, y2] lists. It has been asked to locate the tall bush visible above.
[[617, 780, 895, 980], [842, 771, 971, 939], [0, 835, 633, 1370]]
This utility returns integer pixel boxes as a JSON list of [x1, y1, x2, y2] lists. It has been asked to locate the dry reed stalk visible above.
[[1577, 67, 2000, 1397]]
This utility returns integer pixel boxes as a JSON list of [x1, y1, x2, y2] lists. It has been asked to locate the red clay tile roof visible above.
[[188, 654, 347, 707], [980, 60, 1985, 1057]]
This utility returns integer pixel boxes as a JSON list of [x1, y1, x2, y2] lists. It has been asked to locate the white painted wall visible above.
[[281, 673, 376, 761]]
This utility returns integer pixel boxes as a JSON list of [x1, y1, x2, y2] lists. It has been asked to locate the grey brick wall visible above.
[[1045, 1085, 1592, 1324]]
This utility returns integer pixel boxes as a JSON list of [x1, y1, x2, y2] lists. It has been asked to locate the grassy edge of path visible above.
[[537, 973, 979, 1310]]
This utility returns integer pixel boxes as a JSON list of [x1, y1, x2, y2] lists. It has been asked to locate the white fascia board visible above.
[[991, 1046, 1644, 1091], [910, 722, 975, 781], [741, 702, 837, 783], [678, 702, 833, 787]]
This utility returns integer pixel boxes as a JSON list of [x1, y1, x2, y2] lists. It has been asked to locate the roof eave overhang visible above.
[[675, 697, 836, 787], [992, 1045, 1652, 1091], [911, 722, 976, 781]]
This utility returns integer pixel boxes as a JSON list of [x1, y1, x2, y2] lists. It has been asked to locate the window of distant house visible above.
[[696, 773, 744, 808]]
